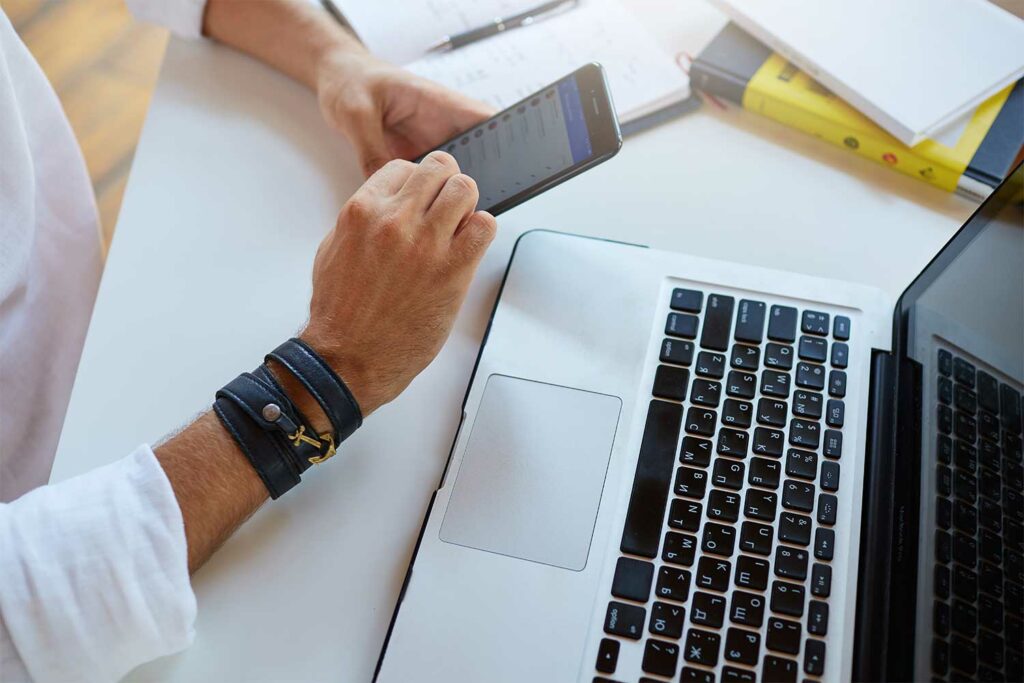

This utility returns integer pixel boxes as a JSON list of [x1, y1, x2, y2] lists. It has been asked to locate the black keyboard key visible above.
[[663, 532, 697, 567], [950, 635, 977, 675], [761, 370, 791, 398], [696, 556, 733, 593], [605, 601, 646, 639], [935, 565, 950, 599], [938, 376, 953, 405], [684, 628, 720, 667], [744, 489, 778, 522], [810, 563, 831, 597], [661, 338, 695, 366], [826, 399, 845, 428], [934, 599, 951, 636], [681, 666, 716, 683], [830, 342, 849, 368], [820, 461, 840, 492], [938, 349, 953, 376], [667, 312, 699, 339], [691, 591, 727, 627], [752, 426, 785, 457], [696, 351, 726, 379], [701, 294, 735, 351], [707, 490, 740, 523], [808, 600, 829, 636], [954, 470, 977, 505], [828, 369, 847, 398], [675, 466, 708, 499], [818, 493, 838, 525], [778, 512, 812, 546], [792, 390, 823, 419], [735, 522, 771, 559], [978, 630, 1003, 671], [938, 434, 954, 464], [680, 435, 713, 467], [763, 654, 799, 683], [726, 370, 757, 399], [979, 561, 1001, 598], [953, 410, 975, 441], [722, 399, 753, 429], [953, 357, 976, 388], [937, 465, 952, 496], [801, 310, 829, 336], [795, 362, 826, 390], [712, 458, 745, 490], [785, 449, 818, 480], [717, 428, 749, 458], [955, 384, 978, 414], [798, 336, 827, 363], [722, 665, 756, 682], [596, 638, 619, 673], [932, 638, 949, 676], [642, 639, 680, 676], [656, 566, 691, 602], [649, 601, 686, 639], [936, 529, 951, 563], [612, 557, 655, 602], [730, 590, 766, 628], [774, 546, 808, 581], [766, 617, 802, 654], [954, 499, 977, 534], [771, 580, 805, 617], [803, 639, 826, 676], [788, 419, 821, 449], [736, 555, 770, 590], [748, 457, 782, 489], [977, 371, 999, 413], [685, 407, 717, 437], [691, 379, 722, 407], [757, 399, 788, 427], [668, 498, 704, 532], [765, 343, 794, 370], [814, 528, 834, 560], [1001, 383, 1022, 431], [653, 365, 689, 401], [952, 599, 977, 636], [782, 480, 815, 512], [952, 563, 978, 601], [833, 315, 850, 340], [724, 627, 760, 666], [735, 299, 766, 344], [768, 305, 798, 343], [978, 410, 999, 442], [938, 404, 953, 434], [703, 522, 737, 557], [731, 344, 760, 371], [671, 288, 703, 313], [621, 401, 683, 557], [954, 440, 978, 474]]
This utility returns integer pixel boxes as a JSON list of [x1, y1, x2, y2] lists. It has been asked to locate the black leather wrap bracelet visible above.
[[213, 338, 363, 499]]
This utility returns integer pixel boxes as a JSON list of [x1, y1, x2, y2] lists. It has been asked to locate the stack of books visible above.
[[690, 5, 1024, 201]]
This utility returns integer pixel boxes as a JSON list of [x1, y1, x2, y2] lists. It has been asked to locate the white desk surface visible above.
[[51, 1, 974, 680]]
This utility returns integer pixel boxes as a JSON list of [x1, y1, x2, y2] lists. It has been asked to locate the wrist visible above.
[[314, 44, 375, 99], [296, 332, 387, 418]]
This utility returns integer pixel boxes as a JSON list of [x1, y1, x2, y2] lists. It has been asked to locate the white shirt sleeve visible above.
[[124, 0, 208, 40], [0, 445, 196, 683]]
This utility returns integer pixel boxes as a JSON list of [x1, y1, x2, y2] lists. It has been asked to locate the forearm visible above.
[[203, 0, 365, 91]]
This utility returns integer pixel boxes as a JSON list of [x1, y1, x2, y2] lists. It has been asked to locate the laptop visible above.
[[375, 163, 1023, 682]]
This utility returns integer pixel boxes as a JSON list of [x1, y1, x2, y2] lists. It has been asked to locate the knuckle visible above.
[[342, 196, 374, 223], [423, 150, 459, 171], [447, 173, 478, 197]]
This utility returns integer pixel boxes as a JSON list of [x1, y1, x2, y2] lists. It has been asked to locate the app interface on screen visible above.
[[442, 77, 594, 211]]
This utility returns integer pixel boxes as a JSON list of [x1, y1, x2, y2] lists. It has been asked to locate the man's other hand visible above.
[[317, 52, 495, 177], [299, 152, 496, 418]]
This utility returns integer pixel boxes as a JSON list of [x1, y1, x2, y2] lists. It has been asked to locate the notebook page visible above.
[[329, 0, 542, 65], [405, 0, 689, 122]]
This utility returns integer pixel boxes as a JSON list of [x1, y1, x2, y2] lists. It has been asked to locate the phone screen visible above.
[[434, 65, 620, 215]]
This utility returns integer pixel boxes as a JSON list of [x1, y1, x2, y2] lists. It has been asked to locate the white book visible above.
[[328, 0, 694, 125], [709, 0, 1024, 146]]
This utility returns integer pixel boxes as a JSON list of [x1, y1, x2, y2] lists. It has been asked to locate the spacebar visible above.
[[620, 399, 683, 558]]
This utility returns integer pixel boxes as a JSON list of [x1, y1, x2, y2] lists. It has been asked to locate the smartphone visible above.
[[428, 63, 622, 216]]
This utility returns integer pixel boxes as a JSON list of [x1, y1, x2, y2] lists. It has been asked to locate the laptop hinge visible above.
[[853, 349, 897, 682]]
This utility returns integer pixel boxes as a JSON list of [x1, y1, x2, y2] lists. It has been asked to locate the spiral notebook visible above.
[[327, 0, 698, 131]]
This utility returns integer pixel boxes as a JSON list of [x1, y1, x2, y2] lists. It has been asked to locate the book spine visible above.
[[740, 84, 959, 194]]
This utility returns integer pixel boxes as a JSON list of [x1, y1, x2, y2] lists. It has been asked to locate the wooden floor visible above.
[[5, 0, 168, 249]]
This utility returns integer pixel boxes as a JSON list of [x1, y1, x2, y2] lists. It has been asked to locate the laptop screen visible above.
[[893, 163, 1023, 681]]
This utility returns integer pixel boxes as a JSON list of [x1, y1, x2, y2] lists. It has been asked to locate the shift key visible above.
[[700, 294, 735, 351], [620, 400, 683, 557]]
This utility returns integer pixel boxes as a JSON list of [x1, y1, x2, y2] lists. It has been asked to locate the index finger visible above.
[[360, 158, 417, 196]]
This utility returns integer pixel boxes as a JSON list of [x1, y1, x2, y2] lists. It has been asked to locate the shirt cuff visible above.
[[0, 445, 196, 682], [125, 0, 208, 40]]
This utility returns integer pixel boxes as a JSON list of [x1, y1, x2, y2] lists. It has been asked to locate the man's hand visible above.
[[316, 52, 495, 177], [299, 152, 496, 417]]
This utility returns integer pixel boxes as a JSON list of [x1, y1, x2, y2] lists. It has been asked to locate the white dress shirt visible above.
[[0, 2, 205, 680]]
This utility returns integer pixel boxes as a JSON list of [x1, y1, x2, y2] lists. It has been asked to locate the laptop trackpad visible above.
[[440, 375, 621, 571]]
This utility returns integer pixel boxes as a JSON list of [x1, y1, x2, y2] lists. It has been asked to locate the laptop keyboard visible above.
[[931, 348, 1024, 681], [595, 288, 852, 682]]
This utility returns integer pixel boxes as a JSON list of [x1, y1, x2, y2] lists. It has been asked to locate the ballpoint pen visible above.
[[426, 0, 579, 53]]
